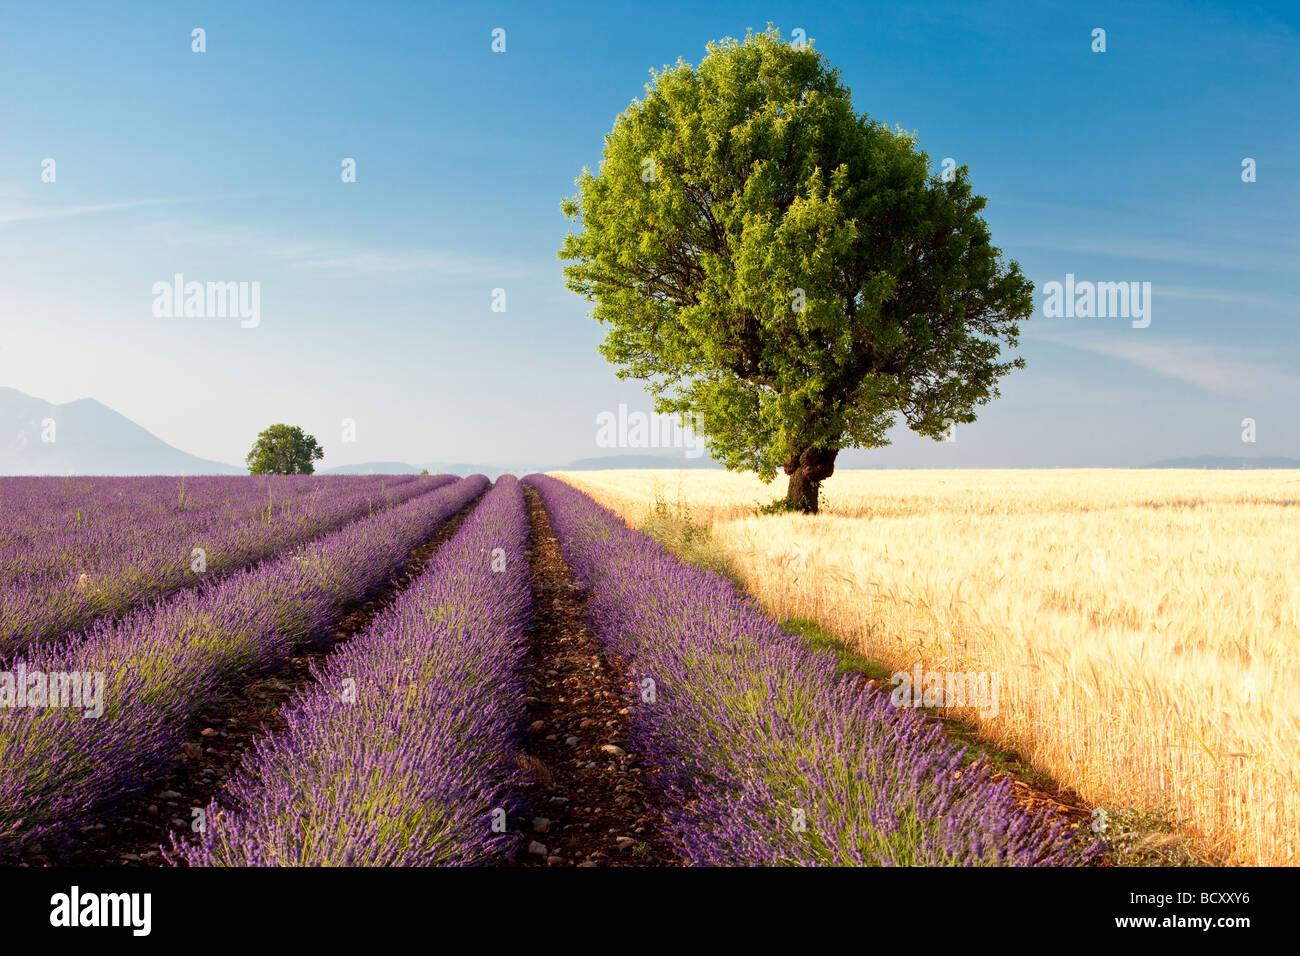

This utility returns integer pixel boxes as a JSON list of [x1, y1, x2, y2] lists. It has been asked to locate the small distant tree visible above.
[[246, 424, 324, 475]]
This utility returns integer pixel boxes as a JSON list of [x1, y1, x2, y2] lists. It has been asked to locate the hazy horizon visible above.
[[6, 382, 1299, 473]]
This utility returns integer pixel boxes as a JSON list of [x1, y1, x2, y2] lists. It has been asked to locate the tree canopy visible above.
[[559, 26, 1032, 511], [246, 424, 325, 476]]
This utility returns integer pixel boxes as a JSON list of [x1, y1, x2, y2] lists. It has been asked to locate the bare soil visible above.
[[510, 487, 681, 867]]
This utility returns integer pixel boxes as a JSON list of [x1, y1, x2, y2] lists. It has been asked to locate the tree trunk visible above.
[[786, 470, 820, 513], [782, 447, 838, 514]]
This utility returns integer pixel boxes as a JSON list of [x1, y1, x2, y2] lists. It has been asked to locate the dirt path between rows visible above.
[[512, 487, 681, 867], [29, 490, 486, 868]]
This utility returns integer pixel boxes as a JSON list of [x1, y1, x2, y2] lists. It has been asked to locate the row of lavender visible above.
[[0, 474, 488, 860], [525, 475, 1098, 866], [169, 476, 532, 865], [1, 474, 456, 660], [0, 474, 425, 583]]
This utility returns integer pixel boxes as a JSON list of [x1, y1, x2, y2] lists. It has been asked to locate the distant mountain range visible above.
[[6, 387, 1297, 476], [0, 387, 241, 475], [320, 453, 722, 480], [1143, 455, 1300, 469], [320, 461, 523, 479], [317, 461, 427, 475], [0, 388, 724, 477], [561, 453, 720, 470]]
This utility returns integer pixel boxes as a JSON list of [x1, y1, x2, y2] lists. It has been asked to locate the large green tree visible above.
[[560, 27, 1032, 512], [246, 424, 324, 475]]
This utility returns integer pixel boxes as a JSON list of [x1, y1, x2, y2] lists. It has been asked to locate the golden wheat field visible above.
[[552, 468, 1300, 866]]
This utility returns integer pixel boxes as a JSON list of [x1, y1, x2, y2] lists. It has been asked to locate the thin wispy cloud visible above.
[[1018, 233, 1295, 274], [284, 248, 535, 279], [996, 196, 1297, 276], [136, 222, 539, 280], [1159, 284, 1298, 314], [0, 197, 170, 226], [1035, 332, 1299, 398]]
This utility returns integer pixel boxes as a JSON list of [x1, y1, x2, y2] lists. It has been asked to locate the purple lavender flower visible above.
[[0, 473, 458, 660], [0, 475, 486, 859], [170, 476, 532, 866]]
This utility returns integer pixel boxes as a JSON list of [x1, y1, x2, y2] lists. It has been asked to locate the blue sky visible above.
[[0, 0, 1295, 470]]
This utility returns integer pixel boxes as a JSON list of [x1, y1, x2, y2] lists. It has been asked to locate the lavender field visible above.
[[4, 3, 1291, 943], [0, 474, 450, 658], [0, 473, 1102, 868]]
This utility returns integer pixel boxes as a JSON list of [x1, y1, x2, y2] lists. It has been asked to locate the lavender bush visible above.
[[525, 475, 1099, 867], [170, 476, 531, 866], [0, 475, 487, 859]]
